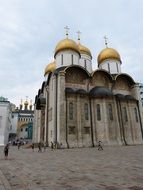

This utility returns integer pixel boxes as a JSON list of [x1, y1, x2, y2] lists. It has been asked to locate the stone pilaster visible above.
[[44, 86, 49, 144], [57, 71, 67, 148], [102, 98, 109, 144], [76, 95, 82, 147], [52, 75, 57, 143]]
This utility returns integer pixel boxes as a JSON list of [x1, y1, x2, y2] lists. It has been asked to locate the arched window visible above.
[[69, 102, 73, 120], [134, 108, 138, 122], [123, 107, 128, 122], [96, 104, 101, 121], [108, 104, 113, 120], [84, 103, 89, 120]]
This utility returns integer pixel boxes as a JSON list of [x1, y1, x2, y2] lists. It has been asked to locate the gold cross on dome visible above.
[[104, 35, 108, 48], [77, 30, 81, 42], [64, 26, 70, 38]]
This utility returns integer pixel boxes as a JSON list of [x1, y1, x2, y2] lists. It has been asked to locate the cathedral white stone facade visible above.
[[33, 34, 143, 148]]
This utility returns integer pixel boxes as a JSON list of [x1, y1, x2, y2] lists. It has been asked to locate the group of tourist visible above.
[[3, 140, 103, 159]]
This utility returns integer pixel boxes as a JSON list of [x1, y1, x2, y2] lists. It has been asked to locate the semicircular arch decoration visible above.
[[64, 65, 90, 84], [91, 69, 113, 88], [114, 73, 135, 91]]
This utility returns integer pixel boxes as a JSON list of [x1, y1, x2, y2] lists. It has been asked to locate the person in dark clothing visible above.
[[31, 143, 34, 152], [98, 141, 103, 150], [17, 142, 21, 150], [4, 144, 9, 159], [38, 142, 42, 152]]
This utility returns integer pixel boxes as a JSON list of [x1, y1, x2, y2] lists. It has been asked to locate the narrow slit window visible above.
[[61, 54, 63, 65], [134, 108, 139, 122], [69, 102, 73, 120], [84, 60, 87, 69], [108, 104, 113, 120], [71, 54, 74, 65], [97, 104, 101, 121], [84, 103, 89, 120], [123, 107, 128, 122]]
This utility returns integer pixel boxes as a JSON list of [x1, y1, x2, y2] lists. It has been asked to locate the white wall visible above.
[[0, 102, 11, 145], [56, 50, 79, 68], [99, 60, 121, 74], [79, 53, 92, 73], [11, 112, 18, 134]]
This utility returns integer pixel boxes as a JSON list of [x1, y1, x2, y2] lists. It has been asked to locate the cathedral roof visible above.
[[54, 38, 80, 57], [97, 47, 121, 65], [90, 86, 113, 97], [115, 94, 136, 100]]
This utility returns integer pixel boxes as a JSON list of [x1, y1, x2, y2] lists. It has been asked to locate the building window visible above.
[[123, 107, 128, 122], [84, 103, 89, 120], [134, 108, 139, 122], [25, 128, 28, 132], [69, 102, 73, 120], [71, 54, 73, 65], [108, 104, 113, 120], [21, 128, 23, 132], [96, 104, 101, 121], [61, 54, 63, 65], [84, 60, 87, 69]]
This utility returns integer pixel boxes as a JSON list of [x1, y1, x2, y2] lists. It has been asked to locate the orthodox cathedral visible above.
[[33, 29, 143, 148]]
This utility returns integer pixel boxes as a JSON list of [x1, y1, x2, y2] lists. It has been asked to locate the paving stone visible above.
[[0, 146, 143, 189]]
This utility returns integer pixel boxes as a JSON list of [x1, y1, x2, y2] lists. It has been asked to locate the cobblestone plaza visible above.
[[0, 146, 143, 190]]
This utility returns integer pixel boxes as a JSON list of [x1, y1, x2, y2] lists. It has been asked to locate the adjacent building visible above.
[[0, 97, 13, 145], [17, 100, 34, 140]]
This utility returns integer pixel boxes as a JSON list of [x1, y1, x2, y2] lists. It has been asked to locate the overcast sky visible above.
[[0, 0, 143, 107]]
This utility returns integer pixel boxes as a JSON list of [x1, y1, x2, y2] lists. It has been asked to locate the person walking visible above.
[[38, 142, 42, 152], [43, 142, 46, 152], [31, 143, 34, 152], [17, 141, 21, 150], [4, 144, 9, 159], [98, 141, 103, 150]]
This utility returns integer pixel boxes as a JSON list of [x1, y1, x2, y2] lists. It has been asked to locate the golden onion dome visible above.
[[97, 47, 121, 65], [78, 43, 92, 58], [54, 38, 80, 57], [44, 61, 56, 76]]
